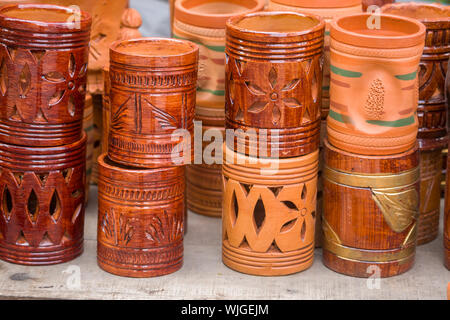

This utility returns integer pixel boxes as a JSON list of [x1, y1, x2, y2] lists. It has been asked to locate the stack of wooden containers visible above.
[[96, 38, 198, 277], [0, 4, 91, 265]]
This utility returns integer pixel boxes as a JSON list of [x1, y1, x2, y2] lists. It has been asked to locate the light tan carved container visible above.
[[83, 94, 94, 203], [173, 0, 264, 217], [382, 3, 450, 245], [222, 145, 318, 276]]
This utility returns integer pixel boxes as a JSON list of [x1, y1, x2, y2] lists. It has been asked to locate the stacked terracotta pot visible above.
[[0, 4, 91, 265], [222, 11, 325, 276], [173, 0, 264, 218], [96, 38, 198, 278], [267, 0, 363, 247], [322, 13, 426, 278], [381, 3, 450, 246]]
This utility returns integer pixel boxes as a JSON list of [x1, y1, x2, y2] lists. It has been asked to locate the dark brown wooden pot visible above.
[[97, 154, 185, 278], [382, 2, 450, 245], [225, 12, 325, 158], [0, 133, 86, 265], [0, 4, 91, 147], [323, 139, 419, 278], [108, 38, 198, 168]]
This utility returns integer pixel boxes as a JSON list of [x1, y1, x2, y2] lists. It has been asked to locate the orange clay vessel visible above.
[[327, 13, 426, 155], [222, 144, 318, 276], [382, 3, 450, 245], [323, 139, 419, 278]]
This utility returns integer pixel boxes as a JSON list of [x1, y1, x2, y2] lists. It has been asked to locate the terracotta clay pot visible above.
[[108, 38, 198, 168], [327, 13, 426, 155], [226, 12, 325, 158], [0, 133, 86, 266], [173, 0, 264, 121], [363, 0, 394, 12], [267, 0, 362, 121], [186, 125, 224, 217], [222, 144, 318, 276], [323, 139, 419, 278], [0, 4, 91, 147], [381, 3, 450, 244], [97, 154, 185, 278], [83, 94, 94, 203]]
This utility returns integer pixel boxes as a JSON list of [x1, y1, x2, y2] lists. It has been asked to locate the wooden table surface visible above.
[[0, 186, 448, 300]]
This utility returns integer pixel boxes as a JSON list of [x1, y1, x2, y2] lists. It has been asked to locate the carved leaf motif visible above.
[[283, 97, 301, 109], [68, 95, 75, 116], [281, 200, 299, 211], [0, 59, 7, 96], [78, 64, 88, 78], [280, 218, 297, 233], [43, 71, 65, 83], [282, 78, 300, 92], [371, 187, 419, 233], [2, 185, 13, 220], [245, 81, 265, 96], [235, 59, 244, 76], [49, 90, 65, 107], [269, 67, 277, 89], [248, 101, 268, 114], [69, 53, 76, 77], [145, 211, 183, 244], [27, 189, 39, 223], [253, 197, 266, 235], [235, 106, 244, 122], [300, 220, 306, 241], [49, 190, 61, 223], [19, 64, 31, 98], [272, 104, 281, 124]]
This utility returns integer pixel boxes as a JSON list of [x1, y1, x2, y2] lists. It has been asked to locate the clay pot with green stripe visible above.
[[327, 13, 426, 156]]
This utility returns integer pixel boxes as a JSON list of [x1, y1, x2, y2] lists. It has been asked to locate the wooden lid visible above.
[[270, 0, 361, 9], [110, 37, 198, 68], [330, 13, 426, 49], [0, 4, 91, 33], [175, 0, 264, 29]]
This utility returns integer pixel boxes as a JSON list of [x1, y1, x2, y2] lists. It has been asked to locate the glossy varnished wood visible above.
[[0, 4, 91, 147], [0, 133, 86, 265], [97, 154, 185, 278], [323, 139, 419, 278], [108, 38, 198, 168], [225, 12, 325, 158]]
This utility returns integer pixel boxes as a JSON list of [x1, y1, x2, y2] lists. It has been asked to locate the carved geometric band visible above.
[[323, 239, 415, 263], [331, 39, 424, 59], [110, 136, 179, 155], [110, 69, 197, 89], [323, 166, 420, 189]]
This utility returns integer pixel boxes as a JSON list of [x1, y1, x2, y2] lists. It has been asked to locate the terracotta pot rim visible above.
[[0, 4, 92, 32], [381, 2, 450, 23], [270, 0, 361, 9], [331, 13, 426, 49], [175, 0, 265, 29], [227, 11, 325, 41], [110, 37, 198, 68]]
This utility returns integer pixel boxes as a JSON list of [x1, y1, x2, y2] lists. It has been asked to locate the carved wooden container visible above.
[[0, 133, 86, 265], [323, 139, 419, 278], [225, 12, 325, 158], [222, 145, 318, 276], [97, 154, 185, 278], [0, 4, 91, 147], [83, 94, 94, 202], [267, 0, 362, 121], [382, 3, 450, 245], [328, 13, 425, 155], [108, 38, 198, 168], [445, 143, 450, 270]]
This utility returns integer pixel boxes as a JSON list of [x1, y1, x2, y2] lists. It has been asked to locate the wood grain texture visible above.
[[0, 4, 91, 147], [445, 146, 450, 270], [222, 145, 318, 276], [328, 13, 425, 155], [83, 93, 94, 203], [323, 139, 419, 278], [225, 12, 324, 158], [108, 38, 198, 168], [0, 133, 86, 265], [97, 154, 185, 278]]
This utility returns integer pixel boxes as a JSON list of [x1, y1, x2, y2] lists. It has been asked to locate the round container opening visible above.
[[183, 0, 259, 15], [383, 4, 450, 21], [0, 5, 79, 23], [234, 13, 320, 33], [336, 14, 421, 38], [113, 38, 196, 58]]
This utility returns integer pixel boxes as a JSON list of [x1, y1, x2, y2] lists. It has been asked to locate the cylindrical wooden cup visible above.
[[0, 4, 91, 147], [445, 142, 450, 270], [222, 144, 318, 276], [382, 3, 450, 245], [97, 154, 185, 278], [108, 38, 198, 168], [327, 13, 426, 155], [0, 133, 86, 265], [323, 139, 419, 278], [225, 12, 325, 158], [267, 0, 362, 120], [83, 93, 94, 203]]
